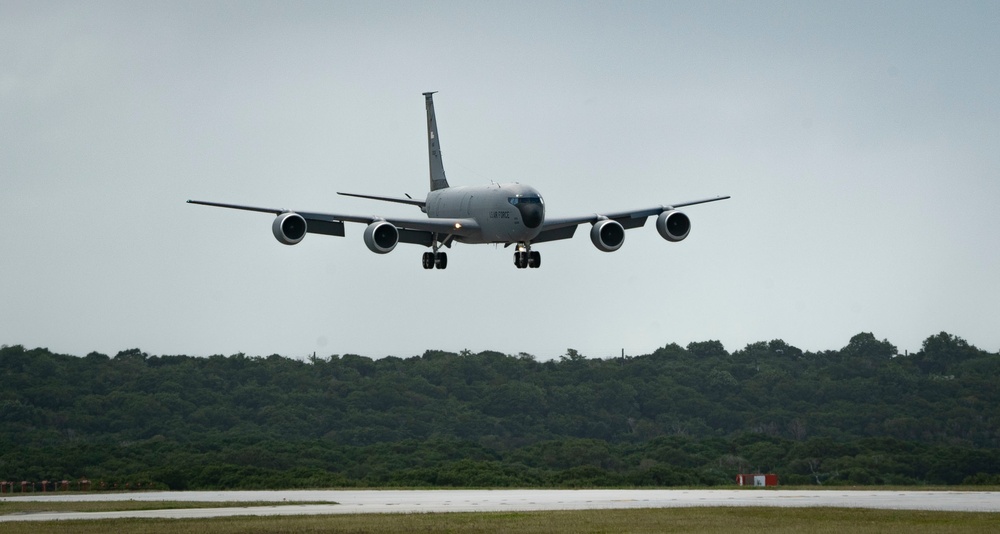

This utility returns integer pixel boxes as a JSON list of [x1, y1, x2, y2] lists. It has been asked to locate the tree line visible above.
[[1, 332, 998, 489]]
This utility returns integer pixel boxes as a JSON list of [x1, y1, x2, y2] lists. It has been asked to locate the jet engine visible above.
[[656, 210, 690, 242], [363, 221, 399, 254], [590, 219, 625, 252], [272, 212, 307, 245]]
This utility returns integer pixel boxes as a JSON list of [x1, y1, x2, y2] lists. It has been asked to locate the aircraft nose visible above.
[[519, 203, 544, 229]]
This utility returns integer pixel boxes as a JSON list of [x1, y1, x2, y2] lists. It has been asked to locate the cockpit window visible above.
[[508, 194, 544, 229], [509, 196, 543, 206]]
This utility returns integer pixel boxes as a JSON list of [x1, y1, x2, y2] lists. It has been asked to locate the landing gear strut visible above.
[[513, 244, 540, 269]]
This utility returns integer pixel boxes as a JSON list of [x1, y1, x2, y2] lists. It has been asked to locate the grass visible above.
[[1, 507, 998, 534], [750, 485, 1000, 492], [0, 501, 333, 514]]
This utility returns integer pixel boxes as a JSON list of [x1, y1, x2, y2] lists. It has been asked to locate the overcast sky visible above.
[[3, 1, 998, 360]]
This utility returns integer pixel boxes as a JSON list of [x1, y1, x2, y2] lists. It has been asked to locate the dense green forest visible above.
[[2, 332, 999, 490]]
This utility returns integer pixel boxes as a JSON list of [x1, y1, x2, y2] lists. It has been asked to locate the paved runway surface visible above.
[[2, 489, 999, 522]]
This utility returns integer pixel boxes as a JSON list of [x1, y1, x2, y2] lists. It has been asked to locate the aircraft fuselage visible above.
[[427, 183, 544, 244]]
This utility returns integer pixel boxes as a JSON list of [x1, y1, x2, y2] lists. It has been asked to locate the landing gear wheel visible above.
[[422, 252, 434, 269], [434, 252, 448, 270], [514, 251, 528, 269], [513, 248, 540, 269]]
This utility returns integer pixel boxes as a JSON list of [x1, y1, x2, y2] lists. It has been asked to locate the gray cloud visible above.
[[2, 1, 998, 359]]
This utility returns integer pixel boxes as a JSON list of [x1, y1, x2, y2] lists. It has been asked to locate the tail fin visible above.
[[423, 92, 450, 191]]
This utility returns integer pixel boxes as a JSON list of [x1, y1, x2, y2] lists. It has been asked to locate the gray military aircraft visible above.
[[189, 92, 729, 269]]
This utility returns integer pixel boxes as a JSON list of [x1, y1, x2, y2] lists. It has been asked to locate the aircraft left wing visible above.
[[533, 195, 730, 243]]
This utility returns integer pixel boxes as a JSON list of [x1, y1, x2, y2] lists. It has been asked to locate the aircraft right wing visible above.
[[186, 200, 480, 247]]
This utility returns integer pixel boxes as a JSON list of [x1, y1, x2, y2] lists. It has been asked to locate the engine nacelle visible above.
[[656, 210, 690, 242], [272, 212, 307, 245], [590, 219, 625, 252], [363, 221, 399, 254]]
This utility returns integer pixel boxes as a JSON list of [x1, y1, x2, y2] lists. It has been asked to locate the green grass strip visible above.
[[2, 507, 998, 534], [0, 501, 333, 515]]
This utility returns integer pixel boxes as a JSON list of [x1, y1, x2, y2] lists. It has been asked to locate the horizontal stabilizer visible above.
[[337, 192, 426, 208], [187, 200, 282, 214]]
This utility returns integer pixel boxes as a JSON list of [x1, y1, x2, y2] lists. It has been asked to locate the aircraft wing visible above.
[[187, 200, 480, 246], [534, 195, 730, 243]]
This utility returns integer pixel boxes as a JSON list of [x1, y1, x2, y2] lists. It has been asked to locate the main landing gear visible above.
[[422, 251, 447, 269], [423, 242, 540, 270], [423, 236, 450, 270], [513, 244, 540, 269]]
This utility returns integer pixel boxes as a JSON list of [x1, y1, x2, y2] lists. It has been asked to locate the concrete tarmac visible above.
[[2, 489, 999, 522]]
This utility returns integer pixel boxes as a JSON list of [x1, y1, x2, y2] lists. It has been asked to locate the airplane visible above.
[[189, 92, 729, 270]]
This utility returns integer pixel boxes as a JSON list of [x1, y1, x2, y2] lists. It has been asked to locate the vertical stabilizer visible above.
[[423, 92, 450, 191]]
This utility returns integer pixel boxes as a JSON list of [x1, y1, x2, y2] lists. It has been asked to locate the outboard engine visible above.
[[363, 221, 399, 254], [656, 211, 690, 242], [272, 212, 307, 245], [590, 219, 625, 252]]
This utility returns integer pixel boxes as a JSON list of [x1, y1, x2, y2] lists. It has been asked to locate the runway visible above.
[[2, 489, 999, 522]]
